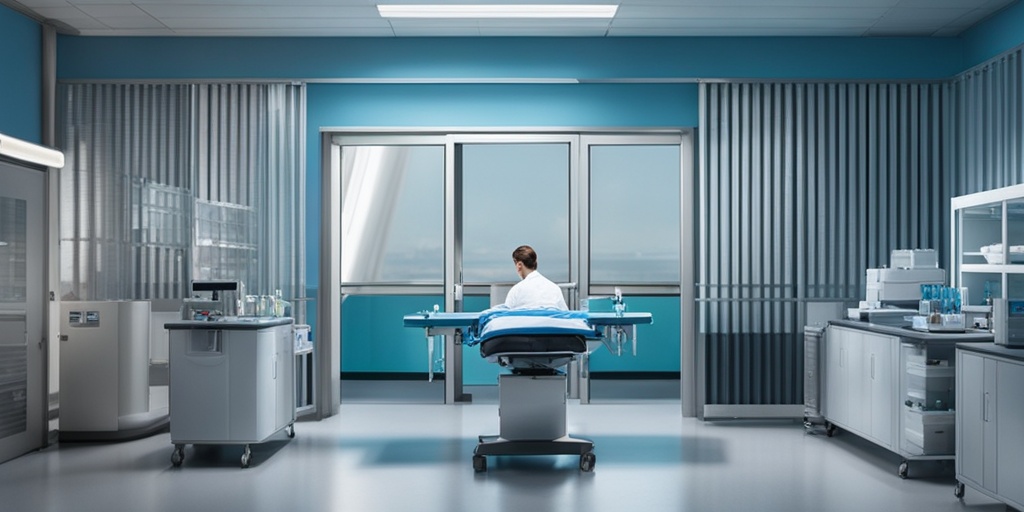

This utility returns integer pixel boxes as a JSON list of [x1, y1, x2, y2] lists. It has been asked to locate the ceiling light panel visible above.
[[377, 4, 619, 18]]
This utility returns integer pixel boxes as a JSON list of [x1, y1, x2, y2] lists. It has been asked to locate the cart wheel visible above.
[[825, 422, 837, 438], [287, 423, 296, 438], [241, 445, 252, 469], [898, 461, 909, 479], [472, 455, 487, 473], [171, 445, 185, 467], [954, 482, 965, 499], [580, 451, 596, 472]]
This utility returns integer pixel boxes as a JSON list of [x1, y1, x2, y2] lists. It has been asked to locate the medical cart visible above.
[[166, 318, 295, 468]]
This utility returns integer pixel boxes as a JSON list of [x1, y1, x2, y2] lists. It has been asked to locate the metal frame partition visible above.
[[321, 128, 694, 412]]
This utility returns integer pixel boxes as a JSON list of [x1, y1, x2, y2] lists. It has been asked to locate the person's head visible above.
[[512, 245, 537, 279]]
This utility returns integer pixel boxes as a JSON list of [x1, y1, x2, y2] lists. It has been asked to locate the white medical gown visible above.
[[503, 271, 568, 310]]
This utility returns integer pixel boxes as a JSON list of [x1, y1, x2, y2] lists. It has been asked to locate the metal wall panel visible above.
[[57, 83, 305, 309], [58, 84, 192, 301], [950, 48, 1024, 195], [699, 81, 951, 412]]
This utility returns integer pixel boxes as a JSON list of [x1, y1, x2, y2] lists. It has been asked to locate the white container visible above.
[[865, 268, 945, 303], [904, 409, 954, 455], [891, 249, 938, 269], [906, 362, 954, 402]]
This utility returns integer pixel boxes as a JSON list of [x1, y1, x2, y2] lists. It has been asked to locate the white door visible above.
[[0, 161, 47, 464]]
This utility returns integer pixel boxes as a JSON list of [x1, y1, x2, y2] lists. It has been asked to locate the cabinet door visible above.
[[845, 331, 868, 435], [957, 352, 986, 489], [824, 327, 848, 424], [867, 334, 895, 448], [996, 360, 1024, 506]]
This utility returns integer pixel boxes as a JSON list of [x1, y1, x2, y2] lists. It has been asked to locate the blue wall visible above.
[[58, 36, 964, 81], [963, 1, 1024, 67], [0, 5, 41, 142], [52, 34, 986, 378]]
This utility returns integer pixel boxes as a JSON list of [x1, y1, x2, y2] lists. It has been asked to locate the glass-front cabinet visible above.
[[951, 184, 1024, 307]]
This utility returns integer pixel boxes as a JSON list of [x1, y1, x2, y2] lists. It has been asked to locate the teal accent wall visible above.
[[963, 1, 1024, 67], [57, 36, 963, 81], [588, 296, 681, 372], [0, 5, 41, 142], [340, 294, 678, 381], [51, 33, 984, 380], [341, 295, 443, 373]]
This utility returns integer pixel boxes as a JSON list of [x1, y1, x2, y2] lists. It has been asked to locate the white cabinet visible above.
[[951, 183, 1024, 308], [824, 325, 897, 449], [166, 318, 295, 468], [956, 345, 1024, 509]]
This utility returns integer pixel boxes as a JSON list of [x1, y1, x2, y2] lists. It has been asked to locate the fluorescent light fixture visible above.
[[0, 133, 65, 168], [377, 4, 618, 18]]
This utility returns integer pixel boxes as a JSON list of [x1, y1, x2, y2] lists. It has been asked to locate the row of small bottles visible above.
[[919, 284, 964, 317], [240, 290, 292, 317]]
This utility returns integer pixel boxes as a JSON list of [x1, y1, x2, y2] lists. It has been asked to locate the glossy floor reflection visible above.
[[1, 393, 1009, 512]]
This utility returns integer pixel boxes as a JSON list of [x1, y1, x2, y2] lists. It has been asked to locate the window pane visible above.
[[340, 145, 444, 283], [590, 145, 680, 283], [461, 143, 570, 284]]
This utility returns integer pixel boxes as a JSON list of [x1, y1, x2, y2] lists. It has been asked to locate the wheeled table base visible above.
[[473, 434, 596, 472]]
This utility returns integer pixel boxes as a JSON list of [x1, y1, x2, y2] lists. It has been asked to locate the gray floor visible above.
[[2, 382, 1011, 512]]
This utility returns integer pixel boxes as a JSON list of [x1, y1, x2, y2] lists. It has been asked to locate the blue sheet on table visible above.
[[466, 308, 597, 346]]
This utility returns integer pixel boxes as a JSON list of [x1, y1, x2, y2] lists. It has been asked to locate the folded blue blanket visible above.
[[466, 308, 596, 346]]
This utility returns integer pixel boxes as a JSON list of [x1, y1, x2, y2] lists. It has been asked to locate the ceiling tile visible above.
[[7, 0, 1019, 37], [137, 5, 380, 18], [98, 15, 166, 29], [74, 3, 150, 17]]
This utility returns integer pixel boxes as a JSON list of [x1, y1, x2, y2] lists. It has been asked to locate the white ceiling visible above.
[[4, 0, 1018, 37]]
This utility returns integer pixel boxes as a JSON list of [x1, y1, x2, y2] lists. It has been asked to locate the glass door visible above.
[[455, 139, 575, 392], [335, 140, 446, 403], [580, 135, 685, 403], [0, 161, 47, 463]]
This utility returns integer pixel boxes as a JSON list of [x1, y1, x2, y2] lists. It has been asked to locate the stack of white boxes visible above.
[[903, 352, 955, 455]]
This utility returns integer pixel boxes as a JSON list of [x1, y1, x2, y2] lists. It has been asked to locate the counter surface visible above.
[[956, 341, 1024, 362], [165, 317, 294, 330], [828, 318, 993, 343]]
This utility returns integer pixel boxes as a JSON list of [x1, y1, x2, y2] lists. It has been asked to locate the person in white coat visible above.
[[503, 245, 567, 311]]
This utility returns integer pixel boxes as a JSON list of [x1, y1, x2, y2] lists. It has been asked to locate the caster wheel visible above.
[[472, 455, 487, 473], [954, 482, 965, 499], [898, 461, 909, 479], [580, 451, 596, 472], [241, 446, 252, 469], [825, 423, 837, 438], [171, 445, 185, 467], [287, 424, 296, 438]]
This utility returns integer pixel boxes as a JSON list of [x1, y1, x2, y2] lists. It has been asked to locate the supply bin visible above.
[[904, 409, 954, 455]]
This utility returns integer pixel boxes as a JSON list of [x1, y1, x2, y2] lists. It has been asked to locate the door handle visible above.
[[984, 391, 991, 422]]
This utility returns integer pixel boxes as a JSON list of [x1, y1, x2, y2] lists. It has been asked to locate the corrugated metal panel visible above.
[[57, 83, 305, 307], [951, 48, 1024, 194], [57, 84, 192, 301], [699, 81, 950, 410]]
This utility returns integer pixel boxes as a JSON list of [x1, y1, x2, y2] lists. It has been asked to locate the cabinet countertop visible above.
[[828, 319, 994, 344], [165, 317, 294, 330], [956, 341, 1024, 362]]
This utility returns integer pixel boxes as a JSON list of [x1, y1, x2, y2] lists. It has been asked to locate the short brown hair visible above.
[[512, 245, 537, 270]]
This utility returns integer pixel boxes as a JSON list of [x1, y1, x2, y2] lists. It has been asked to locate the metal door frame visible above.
[[0, 159, 52, 463], [320, 127, 694, 413]]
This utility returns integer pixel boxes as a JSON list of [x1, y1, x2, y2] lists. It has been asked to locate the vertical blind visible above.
[[699, 81, 951, 408], [57, 82, 305, 310]]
